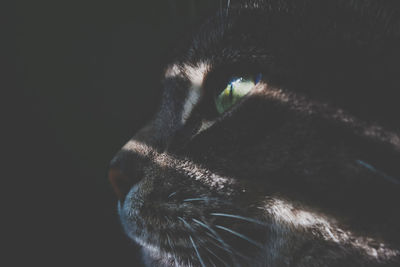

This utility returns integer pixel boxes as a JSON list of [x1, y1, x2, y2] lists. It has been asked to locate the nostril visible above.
[[108, 168, 133, 201], [108, 150, 148, 200]]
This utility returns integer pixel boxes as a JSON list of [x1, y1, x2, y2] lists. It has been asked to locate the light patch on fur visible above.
[[180, 62, 210, 123], [198, 120, 216, 133], [165, 62, 210, 124], [164, 62, 210, 86], [121, 140, 236, 192], [182, 62, 210, 86], [262, 197, 400, 260], [181, 85, 202, 123], [264, 198, 334, 229], [123, 139, 153, 158], [164, 64, 181, 78]]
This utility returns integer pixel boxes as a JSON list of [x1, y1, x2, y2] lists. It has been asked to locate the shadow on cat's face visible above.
[[109, 1, 400, 266]]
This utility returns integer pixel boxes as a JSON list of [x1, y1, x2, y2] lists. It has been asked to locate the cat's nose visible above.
[[108, 167, 132, 200], [108, 153, 144, 200], [108, 124, 159, 200]]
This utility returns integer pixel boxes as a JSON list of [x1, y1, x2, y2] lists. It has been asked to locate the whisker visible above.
[[207, 237, 237, 259], [183, 197, 222, 202], [356, 160, 400, 185], [192, 219, 217, 235], [192, 219, 231, 248], [198, 225, 249, 265], [192, 218, 247, 265], [206, 232, 226, 246], [178, 217, 195, 232], [189, 235, 206, 267], [207, 236, 252, 264], [166, 233, 174, 250], [179, 217, 226, 266], [204, 246, 229, 267], [215, 225, 264, 249], [170, 252, 179, 267], [168, 192, 177, 198], [210, 212, 267, 226], [183, 197, 209, 202]]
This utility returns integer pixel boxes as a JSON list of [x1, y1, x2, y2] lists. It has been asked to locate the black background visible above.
[[13, 1, 218, 266]]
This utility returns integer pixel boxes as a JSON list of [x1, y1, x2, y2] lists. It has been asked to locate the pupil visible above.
[[229, 84, 234, 100]]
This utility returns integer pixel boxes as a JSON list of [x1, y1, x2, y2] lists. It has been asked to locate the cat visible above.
[[108, 0, 400, 266]]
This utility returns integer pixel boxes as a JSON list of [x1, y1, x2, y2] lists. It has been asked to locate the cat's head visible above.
[[109, 1, 400, 266], [109, 11, 275, 264]]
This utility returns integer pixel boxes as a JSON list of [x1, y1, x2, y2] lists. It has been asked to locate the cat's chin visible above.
[[141, 245, 184, 267], [117, 193, 180, 266]]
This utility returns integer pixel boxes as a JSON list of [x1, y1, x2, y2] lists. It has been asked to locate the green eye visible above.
[[215, 75, 260, 114]]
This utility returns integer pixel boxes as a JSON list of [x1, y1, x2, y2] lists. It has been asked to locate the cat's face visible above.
[[109, 1, 400, 266], [110, 11, 277, 266]]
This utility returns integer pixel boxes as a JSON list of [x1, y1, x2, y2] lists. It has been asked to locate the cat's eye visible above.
[[215, 74, 261, 114]]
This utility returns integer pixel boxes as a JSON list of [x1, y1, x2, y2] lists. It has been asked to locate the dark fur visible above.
[[109, 1, 400, 266]]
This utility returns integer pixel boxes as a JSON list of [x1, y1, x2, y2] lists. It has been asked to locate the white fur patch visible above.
[[164, 64, 181, 78], [164, 62, 210, 85], [182, 62, 210, 86], [164, 62, 210, 124], [198, 120, 216, 133], [181, 85, 202, 123], [180, 62, 210, 123]]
